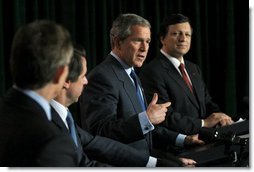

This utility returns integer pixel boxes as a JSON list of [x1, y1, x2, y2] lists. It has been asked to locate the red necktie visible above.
[[179, 63, 193, 93]]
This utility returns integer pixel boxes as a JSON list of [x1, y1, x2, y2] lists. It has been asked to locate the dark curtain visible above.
[[0, 0, 249, 121]]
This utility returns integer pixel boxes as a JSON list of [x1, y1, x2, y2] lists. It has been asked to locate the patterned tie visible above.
[[130, 70, 146, 111], [179, 63, 193, 93], [66, 110, 78, 146]]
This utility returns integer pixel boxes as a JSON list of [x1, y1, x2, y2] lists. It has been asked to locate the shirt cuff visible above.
[[146, 156, 157, 167], [201, 119, 204, 127], [175, 134, 186, 147], [138, 111, 154, 135]]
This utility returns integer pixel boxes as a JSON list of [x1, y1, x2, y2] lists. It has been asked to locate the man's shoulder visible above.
[[184, 60, 200, 71], [184, 59, 198, 66], [88, 56, 122, 79], [0, 99, 66, 147], [0, 90, 61, 137], [90, 56, 113, 71], [141, 56, 166, 75]]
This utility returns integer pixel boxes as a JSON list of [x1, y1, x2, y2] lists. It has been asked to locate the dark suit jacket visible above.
[[79, 54, 151, 156], [51, 108, 149, 167], [139, 53, 221, 135], [0, 88, 78, 167]]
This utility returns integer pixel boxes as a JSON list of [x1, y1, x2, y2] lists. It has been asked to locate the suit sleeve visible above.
[[79, 70, 145, 143], [152, 126, 178, 149], [84, 135, 148, 167], [76, 125, 148, 166]]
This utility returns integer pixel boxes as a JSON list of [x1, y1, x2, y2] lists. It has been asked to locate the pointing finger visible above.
[[161, 102, 171, 108]]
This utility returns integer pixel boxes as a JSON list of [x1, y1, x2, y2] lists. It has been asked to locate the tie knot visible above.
[[130, 70, 138, 83], [179, 63, 185, 69], [130, 69, 137, 78]]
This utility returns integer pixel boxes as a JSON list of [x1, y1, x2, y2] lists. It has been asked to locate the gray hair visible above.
[[110, 13, 151, 48]]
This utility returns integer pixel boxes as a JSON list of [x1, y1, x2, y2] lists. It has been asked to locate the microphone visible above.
[[199, 127, 246, 145]]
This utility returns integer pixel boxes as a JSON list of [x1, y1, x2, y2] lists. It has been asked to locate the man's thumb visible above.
[[150, 93, 158, 105]]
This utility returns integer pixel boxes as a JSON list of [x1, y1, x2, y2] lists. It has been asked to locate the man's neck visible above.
[[35, 84, 59, 102], [54, 89, 72, 107]]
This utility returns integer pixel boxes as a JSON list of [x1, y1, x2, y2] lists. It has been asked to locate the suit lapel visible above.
[[51, 108, 69, 132], [108, 56, 144, 113], [51, 107, 82, 149], [185, 62, 203, 109], [159, 54, 200, 109]]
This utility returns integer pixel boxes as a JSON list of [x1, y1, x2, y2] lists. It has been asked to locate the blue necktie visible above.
[[66, 110, 78, 146], [130, 70, 146, 111]]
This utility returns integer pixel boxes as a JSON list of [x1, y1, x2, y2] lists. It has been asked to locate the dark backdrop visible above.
[[0, 0, 249, 121]]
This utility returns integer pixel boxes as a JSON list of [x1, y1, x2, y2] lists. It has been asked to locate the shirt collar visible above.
[[160, 49, 185, 69], [110, 51, 133, 75], [50, 99, 68, 127]]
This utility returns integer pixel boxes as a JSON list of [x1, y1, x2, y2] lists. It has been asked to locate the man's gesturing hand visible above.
[[146, 93, 171, 124]]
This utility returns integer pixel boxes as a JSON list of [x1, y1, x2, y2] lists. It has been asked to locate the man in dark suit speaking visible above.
[[79, 13, 196, 166]]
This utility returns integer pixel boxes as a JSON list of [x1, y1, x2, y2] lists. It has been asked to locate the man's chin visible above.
[[134, 61, 144, 68]]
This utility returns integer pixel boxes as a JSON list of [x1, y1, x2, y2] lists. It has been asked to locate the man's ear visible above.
[[63, 80, 71, 89], [160, 36, 164, 44], [114, 36, 122, 49]]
